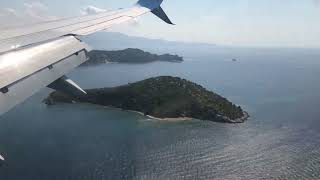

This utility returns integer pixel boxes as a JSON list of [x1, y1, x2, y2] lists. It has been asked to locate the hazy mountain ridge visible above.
[[81, 32, 217, 55]]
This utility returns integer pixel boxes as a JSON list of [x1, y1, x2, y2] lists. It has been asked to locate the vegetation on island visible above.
[[44, 76, 248, 123], [81, 48, 183, 66]]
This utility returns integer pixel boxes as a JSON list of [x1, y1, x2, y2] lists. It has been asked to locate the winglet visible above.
[[151, 6, 175, 25], [137, 0, 174, 25]]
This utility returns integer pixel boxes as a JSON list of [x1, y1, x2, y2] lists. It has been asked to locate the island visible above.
[[44, 76, 249, 123], [81, 48, 183, 66]]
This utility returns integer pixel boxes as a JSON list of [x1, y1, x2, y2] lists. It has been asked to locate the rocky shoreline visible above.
[[217, 111, 249, 123]]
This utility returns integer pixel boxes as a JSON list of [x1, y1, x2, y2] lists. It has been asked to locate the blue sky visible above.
[[0, 0, 320, 47]]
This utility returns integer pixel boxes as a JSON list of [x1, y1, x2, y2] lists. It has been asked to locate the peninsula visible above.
[[81, 48, 183, 66], [44, 76, 248, 123]]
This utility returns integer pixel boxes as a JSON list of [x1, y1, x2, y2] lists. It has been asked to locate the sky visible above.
[[0, 0, 320, 48]]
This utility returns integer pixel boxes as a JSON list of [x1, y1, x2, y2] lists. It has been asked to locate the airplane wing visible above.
[[0, 0, 174, 115]]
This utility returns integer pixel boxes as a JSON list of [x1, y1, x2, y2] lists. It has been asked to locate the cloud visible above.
[[81, 6, 107, 15], [0, 8, 23, 26], [314, 0, 320, 7], [0, 1, 57, 26], [3, 8, 19, 17], [24, 1, 49, 19]]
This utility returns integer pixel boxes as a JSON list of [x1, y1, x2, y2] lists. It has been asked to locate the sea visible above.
[[1, 47, 320, 180]]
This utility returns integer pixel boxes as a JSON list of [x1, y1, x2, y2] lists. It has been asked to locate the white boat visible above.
[[0, 154, 4, 161]]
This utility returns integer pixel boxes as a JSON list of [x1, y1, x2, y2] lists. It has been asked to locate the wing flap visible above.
[[0, 36, 90, 89], [0, 50, 88, 115]]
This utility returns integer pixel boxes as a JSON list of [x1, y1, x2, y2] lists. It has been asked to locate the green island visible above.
[[44, 76, 249, 123], [81, 48, 183, 66]]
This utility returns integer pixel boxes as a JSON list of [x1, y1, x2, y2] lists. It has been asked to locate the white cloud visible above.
[[0, 8, 23, 26], [81, 6, 107, 15], [0, 1, 57, 26], [4, 8, 19, 17], [0, 8, 19, 20], [24, 1, 49, 19]]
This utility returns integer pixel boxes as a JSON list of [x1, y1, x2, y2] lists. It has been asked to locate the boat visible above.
[[0, 154, 4, 161]]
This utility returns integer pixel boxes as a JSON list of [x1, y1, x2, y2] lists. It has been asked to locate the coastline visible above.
[[146, 115, 193, 121], [49, 100, 249, 123], [102, 105, 248, 122], [224, 111, 250, 123], [116, 108, 192, 121], [100, 106, 190, 121]]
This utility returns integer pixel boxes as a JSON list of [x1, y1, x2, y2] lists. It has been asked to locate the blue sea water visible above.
[[1, 48, 320, 179]]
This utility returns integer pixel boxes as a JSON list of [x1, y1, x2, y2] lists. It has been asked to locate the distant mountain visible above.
[[80, 32, 217, 56], [82, 48, 183, 66]]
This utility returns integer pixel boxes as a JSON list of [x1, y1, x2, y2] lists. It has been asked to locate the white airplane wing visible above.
[[0, 0, 174, 115]]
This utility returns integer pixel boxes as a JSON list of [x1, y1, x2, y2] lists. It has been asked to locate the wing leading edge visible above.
[[0, 0, 174, 116]]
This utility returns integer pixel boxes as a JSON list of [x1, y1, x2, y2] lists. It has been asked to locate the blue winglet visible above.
[[137, 0, 164, 10], [151, 6, 174, 25], [137, 0, 174, 25]]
